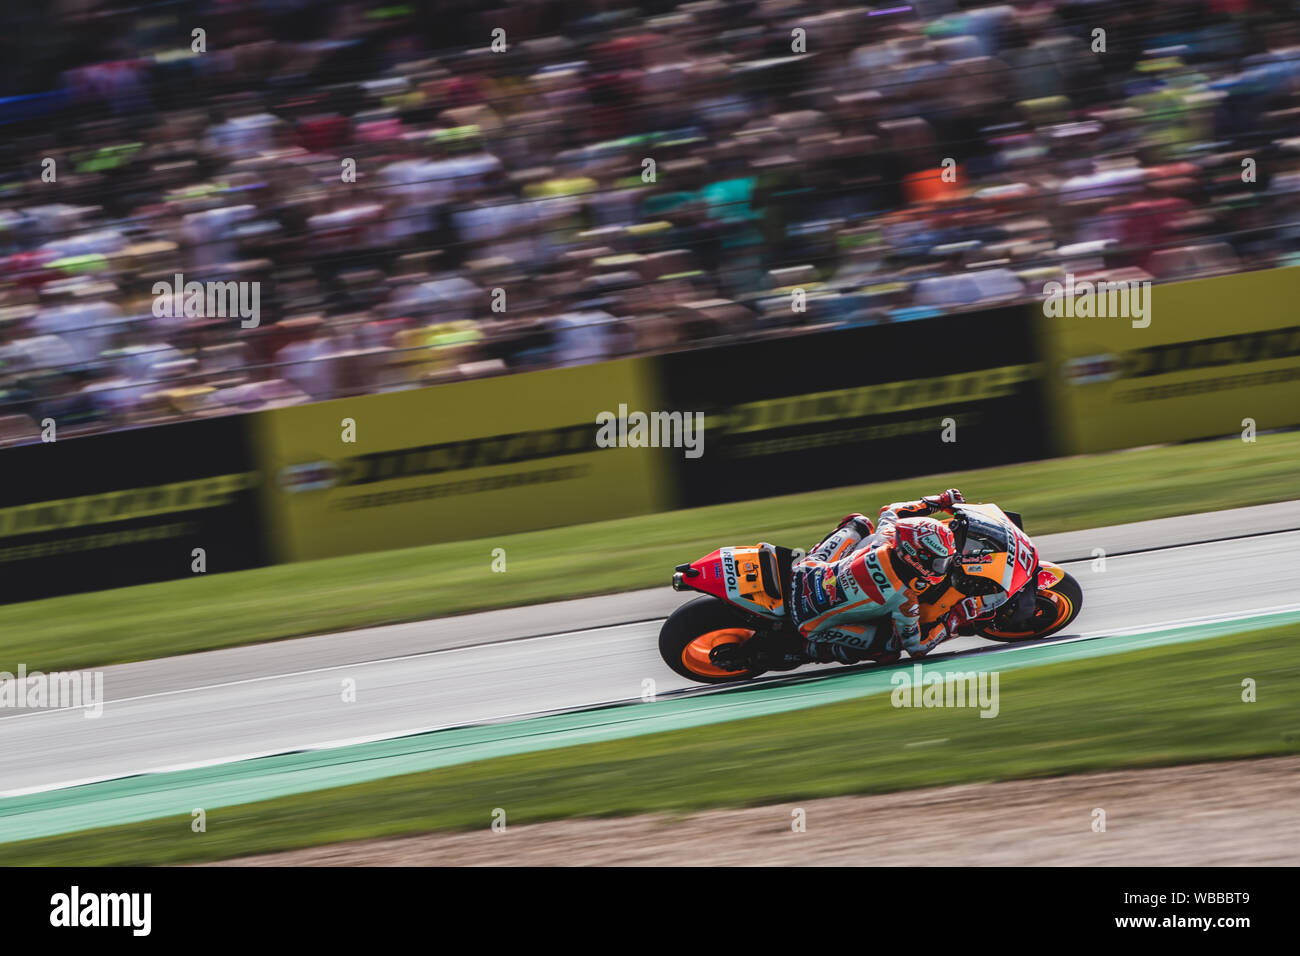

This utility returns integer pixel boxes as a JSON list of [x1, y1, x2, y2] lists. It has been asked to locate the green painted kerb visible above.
[[2, 608, 1297, 844]]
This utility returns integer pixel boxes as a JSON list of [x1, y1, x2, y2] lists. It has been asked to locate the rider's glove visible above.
[[916, 611, 962, 655], [926, 488, 964, 511]]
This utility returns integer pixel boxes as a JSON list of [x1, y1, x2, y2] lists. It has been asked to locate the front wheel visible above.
[[659, 596, 768, 684], [976, 570, 1083, 642]]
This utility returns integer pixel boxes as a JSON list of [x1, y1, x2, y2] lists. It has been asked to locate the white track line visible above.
[[5, 605, 1297, 799]]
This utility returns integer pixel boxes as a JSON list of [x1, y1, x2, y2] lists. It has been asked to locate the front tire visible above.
[[977, 571, 1083, 642], [659, 596, 768, 684]]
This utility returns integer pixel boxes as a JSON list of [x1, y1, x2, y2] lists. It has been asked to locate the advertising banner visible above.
[[0, 416, 266, 603], [657, 307, 1050, 506], [253, 358, 671, 561], [1039, 266, 1300, 453]]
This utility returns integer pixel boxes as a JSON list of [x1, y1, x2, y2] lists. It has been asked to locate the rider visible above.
[[711, 489, 965, 671]]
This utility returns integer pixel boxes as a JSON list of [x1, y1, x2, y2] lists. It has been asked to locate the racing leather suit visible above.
[[789, 496, 958, 663]]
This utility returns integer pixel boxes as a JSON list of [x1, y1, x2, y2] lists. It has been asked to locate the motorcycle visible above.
[[658, 502, 1084, 684]]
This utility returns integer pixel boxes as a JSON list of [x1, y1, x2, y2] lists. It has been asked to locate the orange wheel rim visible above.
[[982, 592, 1073, 639], [682, 627, 756, 677]]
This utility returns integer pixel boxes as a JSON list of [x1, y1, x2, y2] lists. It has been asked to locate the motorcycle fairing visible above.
[[674, 544, 787, 619], [918, 503, 1036, 632], [945, 503, 1038, 599]]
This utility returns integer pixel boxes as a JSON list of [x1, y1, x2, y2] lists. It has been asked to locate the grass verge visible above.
[[6, 623, 1299, 865], [2, 431, 1298, 672]]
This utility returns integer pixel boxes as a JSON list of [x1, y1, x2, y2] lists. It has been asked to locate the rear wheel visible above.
[[659, 596, 768, 684], [977, 571, 1083, 642]]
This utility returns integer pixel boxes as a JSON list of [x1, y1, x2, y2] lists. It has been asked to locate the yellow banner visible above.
[[253, 358, 671, 561], [1039, 267, 1300, 453]]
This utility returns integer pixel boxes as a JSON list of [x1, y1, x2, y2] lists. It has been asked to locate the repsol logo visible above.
[[862, 552, 892, 593], [826, 629, 870, 648], [722, 551, 738, 590], [338, 424, 596, 486]]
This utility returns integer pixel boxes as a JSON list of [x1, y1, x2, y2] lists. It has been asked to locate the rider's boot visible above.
[[709, 629, 808, 672]]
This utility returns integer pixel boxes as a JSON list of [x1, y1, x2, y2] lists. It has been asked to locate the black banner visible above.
[[1, 866, 1279, 940], [658, 307, 1050, 506], [0, 416, 267, 603]]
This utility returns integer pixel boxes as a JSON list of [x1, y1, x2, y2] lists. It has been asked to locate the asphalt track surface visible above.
[[2, 502, 1299, 797]]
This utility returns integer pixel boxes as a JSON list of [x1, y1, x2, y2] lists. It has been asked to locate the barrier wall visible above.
[[0, 416, 265, 602], [1038, 266, 1300, 454], [4, 267, 1298, 603], [251, 357, 672, 562], [659, 305, 1050, 506]]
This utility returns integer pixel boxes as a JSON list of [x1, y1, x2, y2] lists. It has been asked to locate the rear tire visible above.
[[977, 571, 1083, 642], [659, 596, 768, 684]]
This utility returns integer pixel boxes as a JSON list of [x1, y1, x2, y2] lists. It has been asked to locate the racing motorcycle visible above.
[[659, 502, 1083, 684]]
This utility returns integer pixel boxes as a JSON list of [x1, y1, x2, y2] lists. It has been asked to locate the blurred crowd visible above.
[[1, 0, 1299, 442]]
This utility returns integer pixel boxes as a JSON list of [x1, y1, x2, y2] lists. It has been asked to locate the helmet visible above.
[[892, 517, 957, 582]]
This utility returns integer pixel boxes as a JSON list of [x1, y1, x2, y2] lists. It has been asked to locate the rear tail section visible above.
[[673, 544, 791, 620]]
